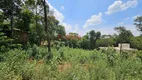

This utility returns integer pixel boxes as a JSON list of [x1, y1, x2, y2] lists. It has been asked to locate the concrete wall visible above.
[[118, 43, 130, 49], [99, 43, 137, 52]]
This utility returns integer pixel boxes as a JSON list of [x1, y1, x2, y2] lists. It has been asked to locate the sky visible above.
[[47, 0, 142, 36]]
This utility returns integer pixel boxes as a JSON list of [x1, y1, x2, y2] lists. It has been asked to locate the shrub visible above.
[[130, 36, 142, 50], [0, 46, 142, 80]]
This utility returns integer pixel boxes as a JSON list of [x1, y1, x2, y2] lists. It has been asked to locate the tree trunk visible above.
[[10, 0, 14, 38], [36, 4, 38, 29], [48, 39, 51, 52], [120, 43, 122, 54], [43, 0, 51, 52]]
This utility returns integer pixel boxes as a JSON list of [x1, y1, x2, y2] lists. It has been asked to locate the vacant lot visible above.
[[0, 46, 142, 80]]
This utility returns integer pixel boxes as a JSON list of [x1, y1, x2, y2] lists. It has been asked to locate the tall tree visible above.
[[79, 33, 90, 49], [114, 26, 133, 43], [10, 0, 14, 37], [42, 0, 50, 52], [89, 30, 96, 49], [57, 25, 66, 36], [0, 0, 23, 38], [134, 16, 142, 32], [89, 30, 101, 49], [115, 26, 133, 53]]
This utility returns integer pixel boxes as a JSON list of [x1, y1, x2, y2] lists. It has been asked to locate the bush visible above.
[[136, 50, 142, 61], [96, 38, 116, 47], [130, 36, 142, 50]]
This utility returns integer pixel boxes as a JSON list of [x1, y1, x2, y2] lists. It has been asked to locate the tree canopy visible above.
[[114, 26, 133, 43], [134, 16, 142, 32]]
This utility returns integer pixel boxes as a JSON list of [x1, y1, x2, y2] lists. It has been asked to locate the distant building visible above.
[[100, 43, 137, 52]]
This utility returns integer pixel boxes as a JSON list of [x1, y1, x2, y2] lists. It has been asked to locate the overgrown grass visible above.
[[0, 46, 142, 80]]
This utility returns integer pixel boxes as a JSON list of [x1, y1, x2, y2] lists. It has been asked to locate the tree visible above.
[[0, 0, 64, 51], [89, 30, 101, 49], [134, 16, 142, 32], [42, 0, 51, 52], [66, 33, 81, 48], [0, 11, 21, 51], [89, 30, 96, 49], [17, 9, 33, 31], [114, 26, 133, 53], [20, 0, 46, 45], [0, 0, 23, 38], [57, 25, 66, 36], [130, 36, 142, 50], [46, 16, 59, 51], [0, 11, 4, 26], [96, 38, 116, 47], [79, 34, 90, 49], [29, 22, 46, 45], [114, 26, 133, 43]]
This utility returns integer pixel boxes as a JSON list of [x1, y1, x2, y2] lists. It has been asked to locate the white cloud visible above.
[[46, 1, 74, 34], [132, 15, 140, 19], [61, 6, 64, 10], [123, 24, 140, 36], [62, 23, 72, 32], [73, 25, 79, 33], [105, 0, 138, 15], [124, 17, 130, 20], [118, 22, 124, 25], [78, 27, 116, 36], [62, 24, 80, 34], [61, 24, 86, 36], [45, 1, 140, 36], [96, 27, 116, 35], [93, 25, 140, 36], [78, 29, 91, 36], [83, 12, 103, 28], [46, 1, 64, 23]]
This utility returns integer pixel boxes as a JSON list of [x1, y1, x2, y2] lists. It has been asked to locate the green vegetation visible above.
[[0, 46, 142, 80], [134, 16, 142, 32], [0, 0, 142, 80]]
